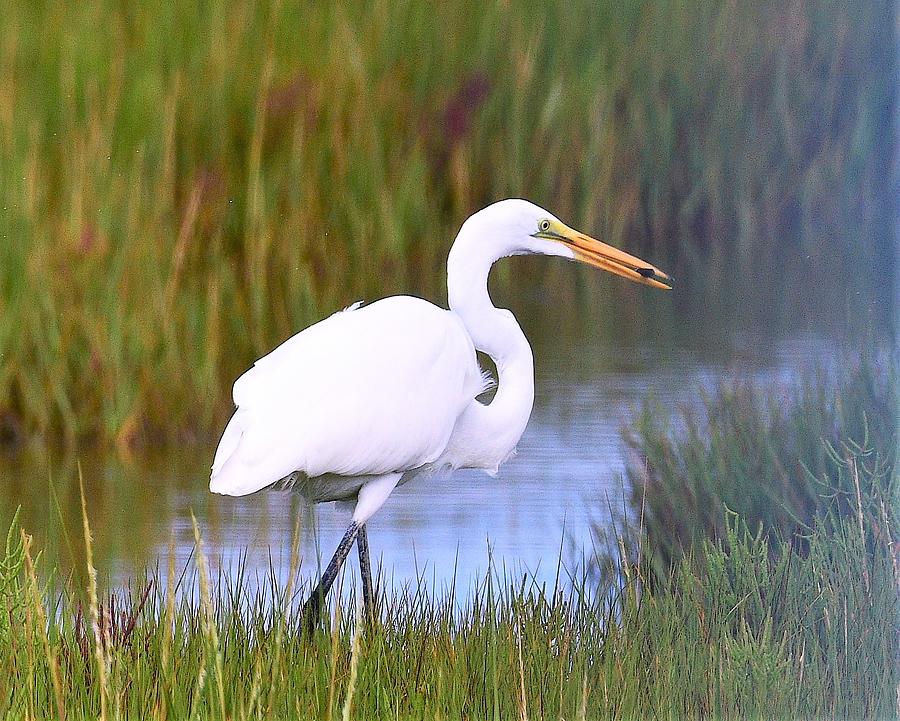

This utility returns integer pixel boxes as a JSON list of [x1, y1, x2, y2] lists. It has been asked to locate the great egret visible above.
[[210, 198, 670, 625]]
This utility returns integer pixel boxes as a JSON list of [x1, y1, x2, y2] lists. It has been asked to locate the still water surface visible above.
[[0, 329, 838, 597]]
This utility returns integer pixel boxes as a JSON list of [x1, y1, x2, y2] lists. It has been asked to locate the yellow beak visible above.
[[540, 220, 672, 290]]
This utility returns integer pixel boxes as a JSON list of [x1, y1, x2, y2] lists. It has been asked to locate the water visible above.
[[0, 327, 845, 599]]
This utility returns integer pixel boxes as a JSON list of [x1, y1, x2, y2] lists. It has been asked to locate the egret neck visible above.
[[443, 221, 536, 473]]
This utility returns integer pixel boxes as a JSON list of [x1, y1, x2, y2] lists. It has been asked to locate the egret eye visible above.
[[538, 219, 551, 233]]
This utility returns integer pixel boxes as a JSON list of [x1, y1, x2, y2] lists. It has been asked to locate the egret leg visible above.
[[301, 521, 360, 632], [356, 524, 374, 619]]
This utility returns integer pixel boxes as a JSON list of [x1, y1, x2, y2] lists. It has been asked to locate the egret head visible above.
[[460, 199, 672, 290]]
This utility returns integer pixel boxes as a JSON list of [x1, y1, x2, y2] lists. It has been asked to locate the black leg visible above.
[[301, 521, 359, 632], [357, 524, 374, 620]]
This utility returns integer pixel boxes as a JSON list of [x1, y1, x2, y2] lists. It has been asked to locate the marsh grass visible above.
[[625, 359, 897, 577], [1, 0, 895, 445], [0, 428, 896, 719]]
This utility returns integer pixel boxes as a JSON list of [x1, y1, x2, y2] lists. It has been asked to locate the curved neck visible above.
[[445, 228, 535, 469], [447, 224, 526, 359]]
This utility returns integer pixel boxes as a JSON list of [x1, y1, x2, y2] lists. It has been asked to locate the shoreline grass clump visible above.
[[0, 0, 895, 446], [625, 358, 897, 577], [1, 416, 896, 718]]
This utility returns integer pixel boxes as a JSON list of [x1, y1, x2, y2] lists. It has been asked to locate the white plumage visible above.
[[210, 296, 487, 505], [210, 199, 670, 534]]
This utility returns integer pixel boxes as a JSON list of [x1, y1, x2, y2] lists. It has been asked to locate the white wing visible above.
[[210, 296, 485, 496]]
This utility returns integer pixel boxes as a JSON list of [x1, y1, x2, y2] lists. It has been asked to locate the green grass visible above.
[[0, 0, 895, 446], [624, 358, 897, 578], [0, 454, 894, 719], [0, 372, 896, 719]]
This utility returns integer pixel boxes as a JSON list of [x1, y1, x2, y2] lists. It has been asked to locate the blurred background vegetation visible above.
[[0, 0, 895, 447]]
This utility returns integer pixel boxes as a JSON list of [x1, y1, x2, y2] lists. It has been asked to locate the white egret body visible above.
[[210, 199, 670, 623]]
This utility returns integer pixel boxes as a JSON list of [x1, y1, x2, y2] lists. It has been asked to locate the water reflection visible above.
[[0, 328, 844, 597]]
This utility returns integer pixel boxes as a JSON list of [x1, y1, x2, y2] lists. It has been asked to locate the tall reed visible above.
[[0, 0, 894, 445]]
